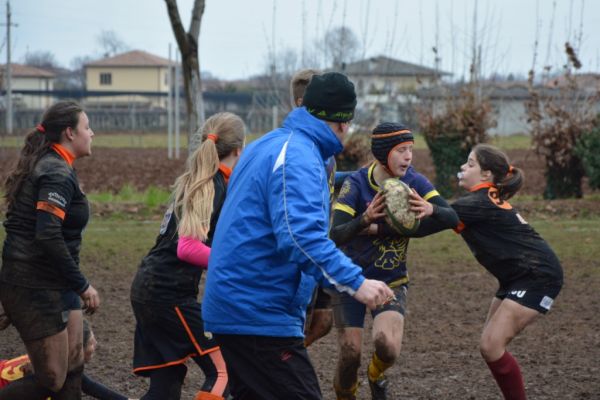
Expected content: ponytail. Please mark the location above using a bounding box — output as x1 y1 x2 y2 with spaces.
473 144 524 200
496 166 523 200
174 139 219 241
174 112 246 241
4 101 82 210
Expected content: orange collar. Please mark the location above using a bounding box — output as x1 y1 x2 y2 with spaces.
51 143 75 166
469 182 495 192
218 163 232 184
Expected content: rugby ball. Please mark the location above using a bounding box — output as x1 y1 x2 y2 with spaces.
382 178 420 235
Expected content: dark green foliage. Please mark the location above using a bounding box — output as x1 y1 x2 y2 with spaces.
423 134 469 198
418 89 494 197
575 125 600 190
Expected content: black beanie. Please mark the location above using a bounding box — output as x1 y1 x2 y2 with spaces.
371 122 414 166
303 72 357 122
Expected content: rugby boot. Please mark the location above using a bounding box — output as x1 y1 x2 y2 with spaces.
368 375 389 400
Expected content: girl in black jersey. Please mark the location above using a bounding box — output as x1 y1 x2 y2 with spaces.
0 101 100 399
410 144 563 400
130 112 246 400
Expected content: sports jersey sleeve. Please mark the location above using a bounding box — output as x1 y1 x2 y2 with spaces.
333 176 360 217
412 173 439 200
35 171 89 294
177 236 211 268
451 195 487 233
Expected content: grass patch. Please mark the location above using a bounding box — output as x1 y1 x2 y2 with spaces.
0 214 597 277
87 185 171 208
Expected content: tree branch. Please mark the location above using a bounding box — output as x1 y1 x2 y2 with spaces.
165 0 189 53
189 0 206 39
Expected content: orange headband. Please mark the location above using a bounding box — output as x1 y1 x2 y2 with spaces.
508 165 514 173
207 134 218 142
371 129 412 139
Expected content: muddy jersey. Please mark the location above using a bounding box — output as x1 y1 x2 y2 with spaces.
130 170 227 305
333 162 439 283
453 183 563 285
1 145 89 293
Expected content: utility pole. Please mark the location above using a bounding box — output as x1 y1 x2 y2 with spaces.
2 1 18 134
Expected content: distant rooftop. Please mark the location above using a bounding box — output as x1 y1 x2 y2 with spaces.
0 63 55 78
340 56 451 77
85 50 172 68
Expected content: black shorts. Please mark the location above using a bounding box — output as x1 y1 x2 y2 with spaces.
131 300 219 376
496 277 562 314
214 334 322 400
331 283 408 328
0 282 80 341
312 287 331 310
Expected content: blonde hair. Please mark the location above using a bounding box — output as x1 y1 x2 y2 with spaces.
173 112 246 241
290 68 320 108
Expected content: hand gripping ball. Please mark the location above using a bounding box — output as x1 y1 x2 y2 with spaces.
382 178 420 235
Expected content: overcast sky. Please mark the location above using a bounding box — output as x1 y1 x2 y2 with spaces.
6 0 600 80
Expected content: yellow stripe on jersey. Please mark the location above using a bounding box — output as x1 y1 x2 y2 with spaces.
423 190 440 201
333 203 357 217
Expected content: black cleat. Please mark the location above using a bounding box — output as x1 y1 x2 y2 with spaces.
368 376 389 400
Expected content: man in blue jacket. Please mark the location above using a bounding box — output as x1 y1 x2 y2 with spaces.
203 72 394 400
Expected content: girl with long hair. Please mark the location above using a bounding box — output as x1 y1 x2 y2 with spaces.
0 101 100 399
130 112 246 400
409 144 563 400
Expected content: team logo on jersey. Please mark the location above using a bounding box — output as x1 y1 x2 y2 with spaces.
487 187 512 210
374 237 408 270
48 192 67 207
510 290 526 298
159 205 174 235
540 296 554 310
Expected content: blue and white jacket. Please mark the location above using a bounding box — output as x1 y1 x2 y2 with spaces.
202 107 365 337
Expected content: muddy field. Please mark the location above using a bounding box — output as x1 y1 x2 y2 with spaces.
0 147 556 195
0 147 599 399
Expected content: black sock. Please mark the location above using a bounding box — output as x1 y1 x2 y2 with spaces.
0 375 53 399
53 366 84 400
141 364 187 400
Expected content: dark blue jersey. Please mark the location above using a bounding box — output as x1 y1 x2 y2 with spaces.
333 162 439 283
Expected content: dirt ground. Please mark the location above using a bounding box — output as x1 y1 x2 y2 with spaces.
0 147 563 196
1 237 598 399
0 147 599 399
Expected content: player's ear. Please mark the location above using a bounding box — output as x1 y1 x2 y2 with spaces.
480 169 493 181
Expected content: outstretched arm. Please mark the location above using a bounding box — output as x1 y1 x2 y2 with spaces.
82 373 129 400
407 192 459 237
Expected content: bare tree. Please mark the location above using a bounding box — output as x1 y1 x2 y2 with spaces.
70 55 96 89
24 50 60 70
320 26 360 70
97 30 129 57
165 0 206 150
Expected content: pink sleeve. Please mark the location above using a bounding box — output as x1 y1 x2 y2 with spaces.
177 235 211 269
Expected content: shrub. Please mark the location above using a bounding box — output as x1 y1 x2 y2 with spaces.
418 88 495 197
575 124 600 190
526 43 599 199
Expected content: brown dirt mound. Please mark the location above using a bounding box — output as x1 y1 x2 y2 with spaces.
0 147 553 196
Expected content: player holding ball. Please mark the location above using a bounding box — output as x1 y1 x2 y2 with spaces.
329 122 458 400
